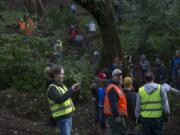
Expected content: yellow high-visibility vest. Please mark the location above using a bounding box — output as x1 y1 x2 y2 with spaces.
139 84 162 118
47 84 75 118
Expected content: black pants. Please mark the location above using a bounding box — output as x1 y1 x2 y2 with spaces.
107 116 126 135
140 118 164 135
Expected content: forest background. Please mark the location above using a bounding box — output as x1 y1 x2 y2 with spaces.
0 0 179 134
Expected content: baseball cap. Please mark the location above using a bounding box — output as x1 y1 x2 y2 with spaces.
112 69 122 76
98 72 106 80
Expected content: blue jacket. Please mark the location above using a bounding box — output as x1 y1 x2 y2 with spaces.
171 57 180 69
98 87 105 107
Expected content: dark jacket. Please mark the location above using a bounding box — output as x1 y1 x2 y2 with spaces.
123 88 137 121
107 80 122 117
90 81 98 102
47 80 73 120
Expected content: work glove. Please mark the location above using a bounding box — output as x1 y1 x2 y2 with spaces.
115 116 126 129
115 116 122 124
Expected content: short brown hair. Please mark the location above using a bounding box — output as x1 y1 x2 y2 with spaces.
145 71 154 82
46 66 62 79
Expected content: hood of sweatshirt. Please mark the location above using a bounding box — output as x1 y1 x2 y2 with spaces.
144 82 159 94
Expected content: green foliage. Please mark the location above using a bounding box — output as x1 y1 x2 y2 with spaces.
119 0 180 60
0 31 93 100
0 11 24 25
0 5 93 100
0 0 6 11
46 8 78 29
62 55 93 100
0 34 51 91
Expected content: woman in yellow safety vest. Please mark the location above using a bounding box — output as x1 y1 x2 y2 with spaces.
46 66 80 135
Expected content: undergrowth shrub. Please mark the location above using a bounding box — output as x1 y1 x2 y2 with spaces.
0 34 51 91
0 33 93 101
46 7 77 29
62 55 93 100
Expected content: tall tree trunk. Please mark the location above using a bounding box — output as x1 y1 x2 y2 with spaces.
74 0 122 68
23 0 46 16
38 0 46 15
23 0 38 14
137 24 153 54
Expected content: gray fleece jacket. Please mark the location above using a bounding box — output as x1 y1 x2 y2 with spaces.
135 82 170 118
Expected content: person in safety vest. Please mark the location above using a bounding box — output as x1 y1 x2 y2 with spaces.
104 69 127 135
46 65 80 135
23 15 34 36
135 71 170 135
26 16 34 36
18 18 26 34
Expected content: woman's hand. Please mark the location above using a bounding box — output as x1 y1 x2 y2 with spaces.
71 83 81 92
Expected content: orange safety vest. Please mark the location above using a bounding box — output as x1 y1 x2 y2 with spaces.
104 83 128 117
28 19 34 28
26 19 34 36
18 21 25 30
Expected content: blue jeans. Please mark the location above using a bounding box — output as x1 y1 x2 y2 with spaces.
57 116 72 135
98 107 106 129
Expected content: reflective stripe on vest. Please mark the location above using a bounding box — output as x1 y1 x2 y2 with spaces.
104 83 128 117
47 84 75 118
139 84 162 118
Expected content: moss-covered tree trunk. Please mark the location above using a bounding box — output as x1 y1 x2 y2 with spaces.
74 0 122 68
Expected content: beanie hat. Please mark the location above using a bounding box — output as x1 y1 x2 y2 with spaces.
123 77 132 88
